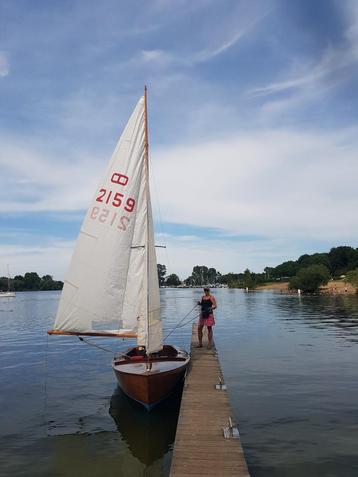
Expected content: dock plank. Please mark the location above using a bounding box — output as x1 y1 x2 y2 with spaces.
169 325 250 477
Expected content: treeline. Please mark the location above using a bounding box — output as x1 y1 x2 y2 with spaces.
157 246 358 293
0 272 63 292
264 246 358 280
183 266 264 289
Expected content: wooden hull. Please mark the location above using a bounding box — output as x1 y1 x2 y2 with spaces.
113 345 189 410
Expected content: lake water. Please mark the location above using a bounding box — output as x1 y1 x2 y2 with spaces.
1 289 358 476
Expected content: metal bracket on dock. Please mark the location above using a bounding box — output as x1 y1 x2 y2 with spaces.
215 376 227 390
223 417 240 439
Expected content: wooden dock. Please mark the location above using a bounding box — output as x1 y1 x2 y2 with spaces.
169 325 250 476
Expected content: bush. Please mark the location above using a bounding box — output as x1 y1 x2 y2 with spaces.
346 269 358 293
289 265 330 293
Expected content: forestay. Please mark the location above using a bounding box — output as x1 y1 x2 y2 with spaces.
51 96 162 353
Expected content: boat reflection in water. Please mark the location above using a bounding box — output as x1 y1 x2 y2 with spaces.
109 383 182 466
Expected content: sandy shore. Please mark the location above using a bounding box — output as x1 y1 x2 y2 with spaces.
256 280 356 294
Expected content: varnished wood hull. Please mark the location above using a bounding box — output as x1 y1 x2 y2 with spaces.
113 345 189 410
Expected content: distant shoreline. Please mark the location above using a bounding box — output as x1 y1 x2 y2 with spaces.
256 279 356 295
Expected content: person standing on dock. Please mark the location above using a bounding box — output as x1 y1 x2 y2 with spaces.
197 287 217 349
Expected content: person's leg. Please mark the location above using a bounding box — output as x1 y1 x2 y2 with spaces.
207 326 213 349
197 324 203 347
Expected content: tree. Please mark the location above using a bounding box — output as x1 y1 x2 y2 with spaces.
220 273 240 286
157 264 167 287
208 267 218 284
272 260 298 279
23 272 41 290
289 265 330 293
328 246 358 276
297 253 330 269
264 267 274 280
191 266 209 286
243 269 256 289
346 269 358 293
40 275 63 290
0 277 8 291
13 275 24 291
165 274 181 287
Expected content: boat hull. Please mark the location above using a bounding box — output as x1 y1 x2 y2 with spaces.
0 292 16 298
113 345 189 410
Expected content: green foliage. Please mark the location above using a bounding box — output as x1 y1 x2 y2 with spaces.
227 281 241 288
346 269 358 292
23 272 41 290
1 273 63 291
185 265 220 286
272 260 298 279
328 246 358 276
165 274 181 287
297 253 330 269
289 265 330 293
243 269 257 289
157 264 167 287
0 277 8 291
219 273 240 287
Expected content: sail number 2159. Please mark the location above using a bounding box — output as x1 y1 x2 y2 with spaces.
95 173 135 212
96 189 135 212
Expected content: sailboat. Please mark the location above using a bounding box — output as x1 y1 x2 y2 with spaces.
0 266 16 298
48 87 190 410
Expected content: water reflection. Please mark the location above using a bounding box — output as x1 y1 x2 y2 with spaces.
109 385 182 466
270 292 358 343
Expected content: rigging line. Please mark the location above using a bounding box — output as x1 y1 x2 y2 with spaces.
164 312 201 339
163 304 199 341
44 332 49 437
77 336 128 358
148 155 173 279
175 313 201 329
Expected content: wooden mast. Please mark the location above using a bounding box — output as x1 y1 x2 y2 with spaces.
144 85 150 353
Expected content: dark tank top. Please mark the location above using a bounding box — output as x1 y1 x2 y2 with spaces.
200 297 213 318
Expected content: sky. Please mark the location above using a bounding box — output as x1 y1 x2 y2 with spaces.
1 0 358 280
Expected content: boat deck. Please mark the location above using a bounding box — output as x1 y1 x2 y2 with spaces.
113 359 187 375
169 325 250 477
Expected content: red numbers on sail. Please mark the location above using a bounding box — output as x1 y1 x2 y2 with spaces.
95 189 135 211
90 171 135 231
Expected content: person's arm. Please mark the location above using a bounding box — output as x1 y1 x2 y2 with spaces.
211 296 217 309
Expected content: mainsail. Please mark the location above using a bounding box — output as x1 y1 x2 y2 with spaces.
51 94 162 354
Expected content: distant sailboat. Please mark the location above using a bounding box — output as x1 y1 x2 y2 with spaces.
48 87 189 409
0 265 16 298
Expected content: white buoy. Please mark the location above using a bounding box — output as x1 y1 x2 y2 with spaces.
298 289 301 296
245 287 249 293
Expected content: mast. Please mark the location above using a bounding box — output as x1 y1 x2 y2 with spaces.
7 265 11 291
144 85 150 351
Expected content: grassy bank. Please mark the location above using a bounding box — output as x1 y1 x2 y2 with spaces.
256 280 356 294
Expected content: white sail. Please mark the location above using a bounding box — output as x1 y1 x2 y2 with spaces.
53 95 162 352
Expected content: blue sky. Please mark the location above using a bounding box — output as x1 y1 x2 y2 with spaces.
1 0 358 279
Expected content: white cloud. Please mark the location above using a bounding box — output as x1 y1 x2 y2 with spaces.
0 137 102 212
0 240 74 280
140 49 171 64
0 52 9 77
249 3 358 102
151 127 358 243
194 8 271 63
2 126 358 249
